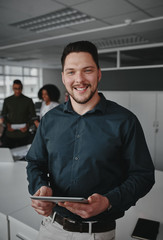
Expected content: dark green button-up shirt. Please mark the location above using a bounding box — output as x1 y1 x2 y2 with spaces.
26 93 154 222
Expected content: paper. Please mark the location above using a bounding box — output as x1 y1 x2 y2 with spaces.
11 123 26 130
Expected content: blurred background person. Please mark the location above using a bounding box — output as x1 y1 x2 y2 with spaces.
34 84 60 128
1 79 36 148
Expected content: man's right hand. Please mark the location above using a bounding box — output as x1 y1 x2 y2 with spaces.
7 123 14 132
31 186 55 217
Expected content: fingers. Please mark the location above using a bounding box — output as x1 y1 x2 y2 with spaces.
32 200 54 216
58 201 92 219
58 194 110 219
31 186 54 216
34 186 52 196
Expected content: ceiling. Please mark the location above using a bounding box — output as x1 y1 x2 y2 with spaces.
0 0 163 69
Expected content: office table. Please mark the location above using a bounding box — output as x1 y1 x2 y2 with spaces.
0 162 42 240
0 161 162 239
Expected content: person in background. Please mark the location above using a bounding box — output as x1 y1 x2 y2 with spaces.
34 84 60 128
1 79 36 148
26 41 155 240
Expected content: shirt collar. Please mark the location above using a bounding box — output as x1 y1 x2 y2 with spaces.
63 92 107 114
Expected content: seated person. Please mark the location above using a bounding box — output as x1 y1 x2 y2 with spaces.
1 79 36 148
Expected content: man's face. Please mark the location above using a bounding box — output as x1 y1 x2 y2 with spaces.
62 52 101 104
13 84 22 97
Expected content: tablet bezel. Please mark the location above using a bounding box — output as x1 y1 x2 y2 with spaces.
30 196 88 203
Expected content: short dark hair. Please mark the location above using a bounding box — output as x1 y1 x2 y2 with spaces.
38 84 60 102
61 41 99 71
13 79 23 89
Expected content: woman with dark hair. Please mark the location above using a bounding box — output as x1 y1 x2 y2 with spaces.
35 84 60 128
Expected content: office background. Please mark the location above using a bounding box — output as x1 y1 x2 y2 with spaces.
0 0 163 239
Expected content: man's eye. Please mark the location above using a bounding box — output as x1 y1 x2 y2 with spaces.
85 69 92 73
67 71 74 75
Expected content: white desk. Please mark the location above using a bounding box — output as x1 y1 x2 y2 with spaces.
9 205 42 240
0 162 42 240
0 162 29 215
0 162 162 240
116 170 163 239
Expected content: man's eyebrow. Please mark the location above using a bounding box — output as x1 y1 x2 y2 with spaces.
65 66 95 71
64 68 74 72
83 66 96 69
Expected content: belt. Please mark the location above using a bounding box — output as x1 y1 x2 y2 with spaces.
53 213 116 233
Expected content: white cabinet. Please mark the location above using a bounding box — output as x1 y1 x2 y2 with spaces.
9 217 38 240
101 91 130 109
0 162 42 240
0 212 9 240
129 92 156 163
9 205 42 240
102 91 163 170
155 92 163 170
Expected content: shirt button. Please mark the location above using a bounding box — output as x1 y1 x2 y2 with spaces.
75 157 78 160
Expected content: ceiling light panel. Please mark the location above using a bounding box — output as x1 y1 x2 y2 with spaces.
94 35 148 49
10 8 95 33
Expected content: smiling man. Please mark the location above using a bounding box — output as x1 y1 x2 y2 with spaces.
26 41 155 240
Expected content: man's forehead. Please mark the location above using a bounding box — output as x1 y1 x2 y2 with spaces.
64 52 96 67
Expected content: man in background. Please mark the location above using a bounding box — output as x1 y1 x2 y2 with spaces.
26 41 154 240
1 79 36 148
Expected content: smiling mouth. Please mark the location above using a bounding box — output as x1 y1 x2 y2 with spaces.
74 86 88 91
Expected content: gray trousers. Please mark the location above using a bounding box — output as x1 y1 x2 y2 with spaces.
36 215 115 240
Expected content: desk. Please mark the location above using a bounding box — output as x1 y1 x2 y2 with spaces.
116 170 163 239
0 162 162 240
0 162 42 240
9 205 42 240
0 162 29 215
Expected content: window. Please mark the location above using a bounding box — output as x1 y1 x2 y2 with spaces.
0 65 42 99
99 52 117 68
120 47 163 67
98 44 163 70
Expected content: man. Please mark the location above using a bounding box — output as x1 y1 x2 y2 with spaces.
1 79 36 148
26 41 155 240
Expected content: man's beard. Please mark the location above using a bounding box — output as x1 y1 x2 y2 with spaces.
67 82 99 104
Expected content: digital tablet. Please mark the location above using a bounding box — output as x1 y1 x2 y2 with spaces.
30 196 88 203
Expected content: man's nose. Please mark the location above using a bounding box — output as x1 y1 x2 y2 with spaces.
75 71 83 83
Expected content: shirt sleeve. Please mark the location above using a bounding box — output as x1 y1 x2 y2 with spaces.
104 115 155 211
27 99 37 125
1 99 8 123
26 119 50 195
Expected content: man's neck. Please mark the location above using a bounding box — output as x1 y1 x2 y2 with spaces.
70 92 100 115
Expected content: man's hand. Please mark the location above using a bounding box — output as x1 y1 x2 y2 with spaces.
31 186 55 217
7 124 14 132
20 125 28 133
58 193 110 219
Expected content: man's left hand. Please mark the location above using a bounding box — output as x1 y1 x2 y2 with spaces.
20 125 28 133
58 193 110 219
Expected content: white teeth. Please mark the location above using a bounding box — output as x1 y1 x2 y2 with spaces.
76 87 87 91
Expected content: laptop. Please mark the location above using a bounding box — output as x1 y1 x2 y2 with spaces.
0 148 14 162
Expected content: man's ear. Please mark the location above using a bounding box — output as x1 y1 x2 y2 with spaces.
62 72 65 85
98 68 102 82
